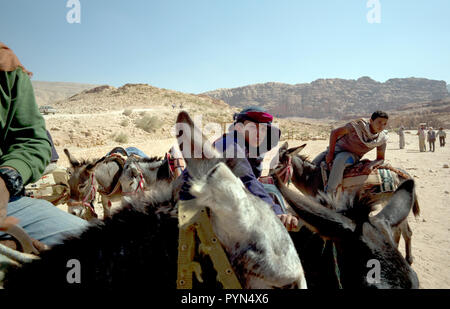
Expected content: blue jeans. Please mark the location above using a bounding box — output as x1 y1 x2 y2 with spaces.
106 147 149 158
124 147 149 158
0 196 89 247
313 150 359 194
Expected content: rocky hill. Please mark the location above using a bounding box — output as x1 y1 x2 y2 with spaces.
44 83 332 150
32 81 99 106
204 77 449 119
387 97 450 129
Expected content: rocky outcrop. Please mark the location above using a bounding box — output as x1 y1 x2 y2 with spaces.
204 77 449 119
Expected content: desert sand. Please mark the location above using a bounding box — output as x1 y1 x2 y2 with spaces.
50 109 449 289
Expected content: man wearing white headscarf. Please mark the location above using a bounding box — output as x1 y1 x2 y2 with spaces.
313 111 389 195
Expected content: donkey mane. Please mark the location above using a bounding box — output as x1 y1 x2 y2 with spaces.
315 191 377 225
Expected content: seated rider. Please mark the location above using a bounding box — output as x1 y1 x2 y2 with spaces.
312 110 389 195
180 107 298 231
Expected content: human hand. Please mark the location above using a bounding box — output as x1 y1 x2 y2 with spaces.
325 152 334 168
277 214 299 231
362 165 374 175
0 177 16 231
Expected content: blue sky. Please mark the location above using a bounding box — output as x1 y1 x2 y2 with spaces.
1 0 449 93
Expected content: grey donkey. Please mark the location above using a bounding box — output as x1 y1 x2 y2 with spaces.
64 149 125 220
174 111 307 288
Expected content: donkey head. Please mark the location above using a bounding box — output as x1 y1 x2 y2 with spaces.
271 142 307 180
276 173 419 289
119 156 171 195
175 111 306 289
64 149 105 219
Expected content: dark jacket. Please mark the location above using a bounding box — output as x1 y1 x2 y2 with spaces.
214 131 283 215
0 68 51 184
179 131 284 215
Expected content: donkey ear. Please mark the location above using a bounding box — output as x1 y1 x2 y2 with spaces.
278 142 289 158
286 144 306 157
176 111 221 165
86 156 106 172
274 173 355 238
374 179 415 227
64 149 79 167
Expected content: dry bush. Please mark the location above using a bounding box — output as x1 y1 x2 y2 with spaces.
123 109 133 116
135 114 163 133
114 132 129 143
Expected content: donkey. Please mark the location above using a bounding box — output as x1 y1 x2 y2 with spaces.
64 149 125 220
273 171 420 289
271 142 419 265
4 112 306 290
174 111 307 288
119 155 174 196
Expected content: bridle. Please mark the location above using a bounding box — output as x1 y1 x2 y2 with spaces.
122 167 145 196
68 172 97 215
276 156 293 185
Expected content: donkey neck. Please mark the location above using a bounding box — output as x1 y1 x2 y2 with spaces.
95 160 122 193
292 156 323 197
136 160 165 184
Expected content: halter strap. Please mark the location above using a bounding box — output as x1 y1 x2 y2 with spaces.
122 168 145 196
277 156 293 185
69 172 97 215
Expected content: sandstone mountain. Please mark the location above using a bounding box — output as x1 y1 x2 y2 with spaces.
204 77 449 119
32 81 100 106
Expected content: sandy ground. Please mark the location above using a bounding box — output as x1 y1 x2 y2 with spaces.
54 128 450 289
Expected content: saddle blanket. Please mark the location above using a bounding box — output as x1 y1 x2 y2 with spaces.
340 160 400 193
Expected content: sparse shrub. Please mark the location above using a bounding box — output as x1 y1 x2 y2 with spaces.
135 114 163 133
123 109 133 116
114 132 129 143
120 119 129 127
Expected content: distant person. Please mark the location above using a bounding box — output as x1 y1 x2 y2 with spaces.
312 110 389 196
437 127 446 147
417 124 426 152
427 127 436 152
398 126 405 149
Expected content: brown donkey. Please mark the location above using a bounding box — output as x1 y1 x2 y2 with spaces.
64 149 125 220
270 142 420 265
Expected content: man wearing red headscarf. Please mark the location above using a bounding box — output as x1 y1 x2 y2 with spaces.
179 106 299 231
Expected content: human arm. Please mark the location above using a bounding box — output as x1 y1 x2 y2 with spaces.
325 125 351 166
362 143 386 174
0 168 19 230
0 69 52 185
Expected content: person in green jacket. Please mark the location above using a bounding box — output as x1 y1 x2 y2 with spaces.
0 42 88 248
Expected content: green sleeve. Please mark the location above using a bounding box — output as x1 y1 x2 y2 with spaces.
0 69 51 185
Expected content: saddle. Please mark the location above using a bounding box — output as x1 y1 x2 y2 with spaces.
97 152 127 197
25 167 70 206
323 159 406 194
